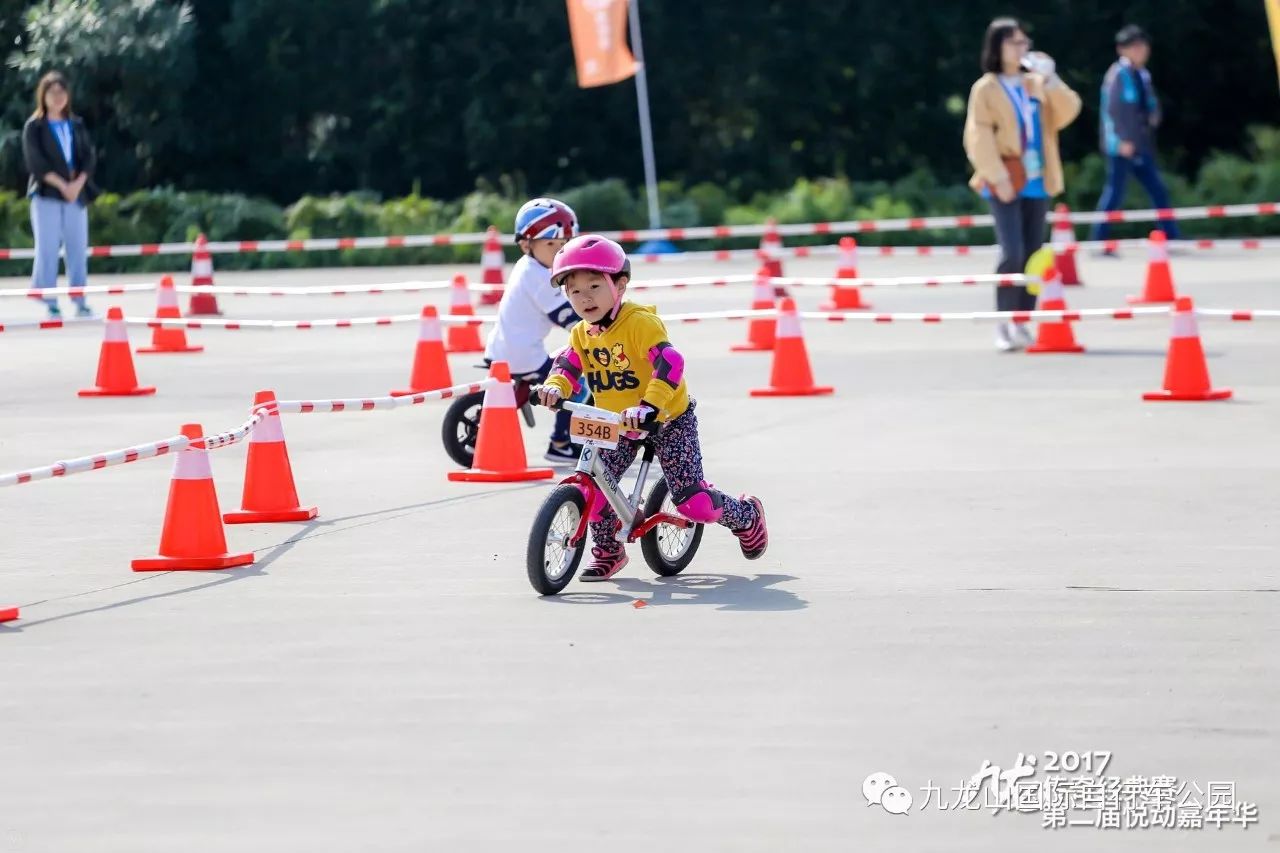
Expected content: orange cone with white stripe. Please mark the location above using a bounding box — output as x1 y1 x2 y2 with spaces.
1052 203 1081 285
1128 230 1177 304
78 307 156 397
1143 297 1232 402
138 275 203 354
820 236 869 310
730 266 776 352
448 361 554 483
187 233 221 316
446 274 485 353
0 605 17 623
1025 263 1084 354
132 423 255 571
479 226 505 306
392 305 452 395
750 298 834 397
224 391 318 524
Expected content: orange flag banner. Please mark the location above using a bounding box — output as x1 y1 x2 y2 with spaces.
567 0 637 88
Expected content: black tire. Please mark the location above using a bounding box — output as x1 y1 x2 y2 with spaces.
441 391 484 469
527 485 588 595
640 477 703 576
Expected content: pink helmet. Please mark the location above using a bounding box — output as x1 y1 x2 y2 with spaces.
551 235 631 288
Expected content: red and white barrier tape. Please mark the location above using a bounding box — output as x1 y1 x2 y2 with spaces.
658 306 1176 324
269 378 497 414
0 283 158 299
123 312 492 331
0 316 103 333
1194 308 1280 320
0 380 494 487
0 203 1275 261
0 433 191 487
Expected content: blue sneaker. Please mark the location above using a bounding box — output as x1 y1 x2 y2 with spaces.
544 441 581 464
74 302 94 318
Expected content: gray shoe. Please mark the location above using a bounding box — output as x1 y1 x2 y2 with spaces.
994 322 1018 352
1013 322 1036 347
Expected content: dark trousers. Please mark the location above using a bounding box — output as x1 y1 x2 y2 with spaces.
988 196 1047 312
1090 154 1180 241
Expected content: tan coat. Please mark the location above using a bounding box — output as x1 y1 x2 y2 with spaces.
963 72 1081 197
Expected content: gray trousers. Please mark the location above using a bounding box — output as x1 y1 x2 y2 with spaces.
988 196 1047 313
30 195 89 306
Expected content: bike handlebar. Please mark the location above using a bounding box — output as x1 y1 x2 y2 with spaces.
529 386 653 434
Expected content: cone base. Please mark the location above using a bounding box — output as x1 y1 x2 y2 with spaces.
750 386 835 397
448 467 555 483
137 345 204 354
78 386 157 397
819 302 870 312
1127 294 1176 305
1142 389 1233 402
1026 343 1085 354
187 311 223 317
224 506 318 524
131 551 254 572
730 342 773 352
0 606 18 623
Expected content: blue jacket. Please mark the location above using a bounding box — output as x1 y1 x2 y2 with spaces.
1100 58 1161 156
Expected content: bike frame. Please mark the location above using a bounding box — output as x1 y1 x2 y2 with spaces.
557 401 692 547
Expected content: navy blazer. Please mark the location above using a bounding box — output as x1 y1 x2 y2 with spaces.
23 115 99 203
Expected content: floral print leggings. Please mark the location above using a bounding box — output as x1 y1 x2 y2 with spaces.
588 400 758 553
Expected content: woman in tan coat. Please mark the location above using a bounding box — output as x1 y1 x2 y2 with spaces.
964 18 1081 351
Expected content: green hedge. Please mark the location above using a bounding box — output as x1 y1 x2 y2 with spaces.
3 127 1278 277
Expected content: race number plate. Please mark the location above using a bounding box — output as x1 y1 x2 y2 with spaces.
569 412 620 449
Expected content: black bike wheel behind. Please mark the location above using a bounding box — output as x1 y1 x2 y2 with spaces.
639 477 703 577
526 484 588 595
441 392 484 469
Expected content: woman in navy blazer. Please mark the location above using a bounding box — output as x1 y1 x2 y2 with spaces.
22 71 99 319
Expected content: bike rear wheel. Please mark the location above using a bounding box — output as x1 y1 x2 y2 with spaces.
441 391 484 468
526 484 588 595
640 477 703 576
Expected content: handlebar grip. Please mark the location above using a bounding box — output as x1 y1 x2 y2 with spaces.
528 385 565 411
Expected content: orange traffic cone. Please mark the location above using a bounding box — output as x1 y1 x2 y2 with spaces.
750 298 834 397
224 391 318 524
447 361 554 483
392 305 453 395
187 233 221 316
137 275 203 354
446 274 485 353
820 236 869 310
1025 264 1085 354
132 423 255 571
760 218 785 294
1143 298 1232 402
730 266 777 352
78 307 156 397
1128 231 1177 304
0 605 17 623
1052 203 1081 285
479 226 505 306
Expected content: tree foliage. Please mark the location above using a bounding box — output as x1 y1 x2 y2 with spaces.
1 0 1276 203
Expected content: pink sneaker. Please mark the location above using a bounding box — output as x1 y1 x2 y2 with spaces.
733 496 768 560
581 546 629 581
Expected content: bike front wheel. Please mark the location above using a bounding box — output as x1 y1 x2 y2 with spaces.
640 477 703 577
526 484 588 595
441 391 485 469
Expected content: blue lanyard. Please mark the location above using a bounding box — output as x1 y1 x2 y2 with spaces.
999 81 1033 148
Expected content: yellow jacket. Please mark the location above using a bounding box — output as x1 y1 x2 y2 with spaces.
545 302 690 422
964 72 1081 197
